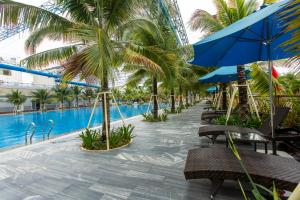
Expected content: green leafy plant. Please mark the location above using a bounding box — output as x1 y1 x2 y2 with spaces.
142 112 168 122
6 89 27 112
228 135 281 200
80 129 100 150
213 114 262 129
160 113 168 121
109 124 135 148
80 124 134 150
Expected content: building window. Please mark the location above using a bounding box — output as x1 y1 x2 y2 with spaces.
0 70 11 76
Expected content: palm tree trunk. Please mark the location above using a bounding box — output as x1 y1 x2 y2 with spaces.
221 83 228 110
179 84 183 107
153 76 159 119
171 88 175 113
237 65 248 118
185 90 189 106
61 100 64 110
76 96 79 108
101 71 110 140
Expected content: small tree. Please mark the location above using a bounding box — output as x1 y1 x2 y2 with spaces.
71 86 82 108
31 89 51 111
82 88 95 106
6 90 27 113
52 86 72 109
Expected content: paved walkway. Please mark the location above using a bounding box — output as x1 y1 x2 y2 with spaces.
0 104 242 200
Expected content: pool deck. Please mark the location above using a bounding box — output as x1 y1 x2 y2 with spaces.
0 103 243 200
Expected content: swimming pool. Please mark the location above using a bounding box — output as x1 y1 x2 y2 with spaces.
0 104 161 149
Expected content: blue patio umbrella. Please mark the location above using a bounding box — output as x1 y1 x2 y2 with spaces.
206 86 218 93
199 66 251 83
189 0 297 154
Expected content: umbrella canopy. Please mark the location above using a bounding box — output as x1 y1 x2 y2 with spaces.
206 86 218 93
199 66 251 83
189 0 297 155
189 0 295 67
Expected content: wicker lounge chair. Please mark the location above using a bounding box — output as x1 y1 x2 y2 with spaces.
184 147 300 199
199 107 290 143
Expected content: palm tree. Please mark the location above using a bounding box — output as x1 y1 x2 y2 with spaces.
124 3 179 118
284 0 300 74
0 0 163 139
52 86 72 109
188 0 268 116
31 89 51 111
111 88 123 103
71 86 81 108
6 90 27 112
82 88 95 107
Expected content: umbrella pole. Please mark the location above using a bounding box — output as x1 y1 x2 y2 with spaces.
268 60 276 155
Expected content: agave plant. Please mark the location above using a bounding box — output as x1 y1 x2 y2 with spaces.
0 0 166 139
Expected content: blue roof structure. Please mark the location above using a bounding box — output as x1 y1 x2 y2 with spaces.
199 66 251 83
0 63 99 88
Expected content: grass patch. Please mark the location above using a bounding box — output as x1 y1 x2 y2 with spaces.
80 124 134 150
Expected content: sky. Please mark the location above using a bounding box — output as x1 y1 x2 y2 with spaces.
0 0 217 60
0 0 289 73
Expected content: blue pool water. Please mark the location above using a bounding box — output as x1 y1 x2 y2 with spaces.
0 104 160 149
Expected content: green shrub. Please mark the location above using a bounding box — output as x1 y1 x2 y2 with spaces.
213 114 262 128
284 104 300 129
80 124 135 150
80 129 101 150
109 124 135 148
142 112 168 122
160 113 168 121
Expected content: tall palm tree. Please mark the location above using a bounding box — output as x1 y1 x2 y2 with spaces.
82 88 95 107
189 0 268 116
0 0 163 138
52 86 72 109
31 89 51 111
125 26 176 118
6 90 27 112
71 86 81 108
124 2 179 118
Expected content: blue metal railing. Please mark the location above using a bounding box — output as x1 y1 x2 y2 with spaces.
0 1 63 41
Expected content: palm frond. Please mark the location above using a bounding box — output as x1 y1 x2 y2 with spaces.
123 48 164 75
0 0 70 30
126 69 147 87
250 63 282 95
188 9 224 33
21 44 79 68
24 23 76 53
